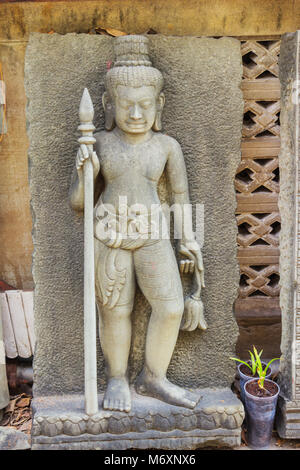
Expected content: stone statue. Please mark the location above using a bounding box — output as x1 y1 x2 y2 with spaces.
70 35 205 413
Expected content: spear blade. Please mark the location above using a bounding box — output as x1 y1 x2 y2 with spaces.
79 88 94 123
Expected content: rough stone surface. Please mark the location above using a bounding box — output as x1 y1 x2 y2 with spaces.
31 388 244 450
278 31 297 402
26 34 242 402
0 426 30 450
276 31 300 438
2 1 300 41
0 306 9 410
0 41 34 290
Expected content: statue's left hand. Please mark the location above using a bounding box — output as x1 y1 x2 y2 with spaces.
179 241 205 287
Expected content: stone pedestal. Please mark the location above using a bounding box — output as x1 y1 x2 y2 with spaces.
276 31 300 438
25 34 244 449
31 389 243 450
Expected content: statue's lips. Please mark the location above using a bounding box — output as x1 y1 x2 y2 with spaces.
126 122 147 127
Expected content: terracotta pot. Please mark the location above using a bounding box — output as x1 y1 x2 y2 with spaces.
244 378 280 449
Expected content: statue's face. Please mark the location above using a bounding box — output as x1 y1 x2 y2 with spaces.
113 85 159 134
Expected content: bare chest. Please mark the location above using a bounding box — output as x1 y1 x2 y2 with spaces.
99 139 167 183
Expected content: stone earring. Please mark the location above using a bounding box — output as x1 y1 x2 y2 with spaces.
104 104 115 131
152 110 162 131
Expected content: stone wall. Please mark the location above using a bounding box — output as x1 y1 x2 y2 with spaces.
1 0 298 289
26 33 243 395
278 32 298 401
276 31 300 439
0 41 33 289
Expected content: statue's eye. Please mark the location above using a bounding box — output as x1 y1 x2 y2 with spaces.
140 100 152 109
119 100 131 109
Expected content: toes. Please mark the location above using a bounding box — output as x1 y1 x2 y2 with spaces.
103 397 131 412
103 398 109 410
107 398 117 411
120 400 130 412
182 398 197 409
185 392 200 409
109 399 114 410
106 399 112 410
112 400 119 411
124 403 131 413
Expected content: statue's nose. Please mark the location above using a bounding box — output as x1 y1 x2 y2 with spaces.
130 104 143 120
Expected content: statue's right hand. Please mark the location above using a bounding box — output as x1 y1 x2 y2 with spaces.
76 144 100 179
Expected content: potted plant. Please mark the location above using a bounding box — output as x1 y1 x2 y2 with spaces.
232 347 280 449
231 346 272 402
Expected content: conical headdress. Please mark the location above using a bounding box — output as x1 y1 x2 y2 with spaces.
105 35 164 96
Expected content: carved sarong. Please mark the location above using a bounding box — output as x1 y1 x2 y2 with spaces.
94 200 183 310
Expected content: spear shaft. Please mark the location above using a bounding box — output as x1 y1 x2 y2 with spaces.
78 88 98 415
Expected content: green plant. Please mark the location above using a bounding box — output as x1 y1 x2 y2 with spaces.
230 346 263 377
252 347 280 389
231 346 280 389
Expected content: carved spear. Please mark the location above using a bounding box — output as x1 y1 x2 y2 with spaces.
78 88 98 415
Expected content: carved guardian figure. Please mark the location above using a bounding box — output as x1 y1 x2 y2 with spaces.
70 35 205 413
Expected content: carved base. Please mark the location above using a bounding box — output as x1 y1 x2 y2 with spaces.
31 388 244 450
276 396 300 439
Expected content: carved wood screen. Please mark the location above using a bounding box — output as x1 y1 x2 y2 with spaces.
235 38 281 357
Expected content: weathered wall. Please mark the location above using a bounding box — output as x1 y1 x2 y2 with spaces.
278 32 298 401
276 31 300 440
0 41 33 289
1 0 300 39
0 0 300 289
26 33 243 395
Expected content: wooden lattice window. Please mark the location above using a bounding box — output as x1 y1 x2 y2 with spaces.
235 38 281 357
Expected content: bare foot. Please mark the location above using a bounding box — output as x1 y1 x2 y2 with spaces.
103 377 131 412
135 370 200 409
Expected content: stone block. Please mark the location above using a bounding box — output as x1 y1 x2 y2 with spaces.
276 30 300 438
25 33 243 448
0 427 30 450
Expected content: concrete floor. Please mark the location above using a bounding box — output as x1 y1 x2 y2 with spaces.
234 433 300 450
